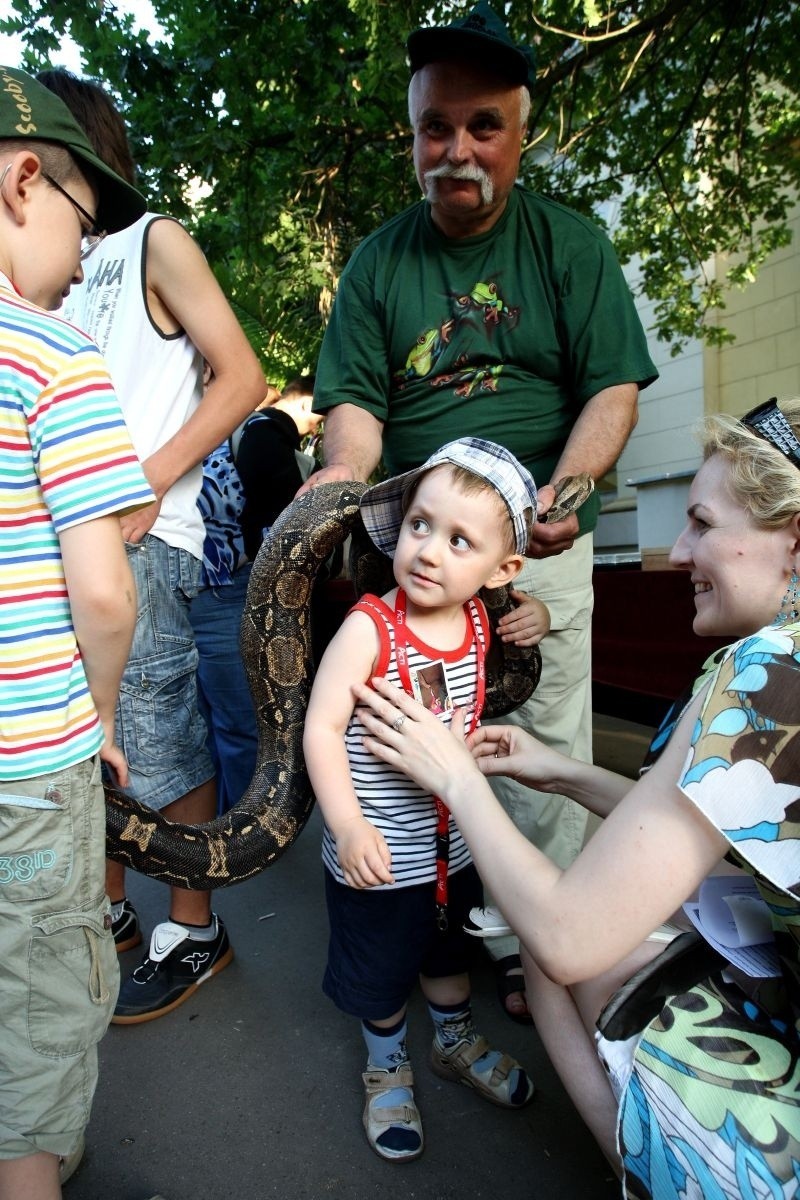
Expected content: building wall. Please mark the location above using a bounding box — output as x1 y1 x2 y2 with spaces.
705 205 800 417
598 204 800 555
596 265 706 553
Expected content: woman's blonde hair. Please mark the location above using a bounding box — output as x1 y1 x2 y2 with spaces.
700 398 800 528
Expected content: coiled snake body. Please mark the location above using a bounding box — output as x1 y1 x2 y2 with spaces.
105 481 545 889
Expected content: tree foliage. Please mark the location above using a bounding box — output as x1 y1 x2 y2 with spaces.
3 0 799 377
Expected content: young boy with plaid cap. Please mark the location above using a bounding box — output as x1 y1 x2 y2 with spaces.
304 438 546 1162
0 67 153 1196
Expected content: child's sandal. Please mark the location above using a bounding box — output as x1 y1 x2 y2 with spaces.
362 1063 424 1162
430 1035 535 1108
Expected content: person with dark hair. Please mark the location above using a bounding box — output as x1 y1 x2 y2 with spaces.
306 1 658 1024
189 369 316 816
35 68 136 184
0 67 153 1196
186 367 275 816
235 374 321 560
281 372 317 402
39 68 266 1024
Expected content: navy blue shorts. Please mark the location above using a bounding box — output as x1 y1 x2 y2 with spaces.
323 863 483 1019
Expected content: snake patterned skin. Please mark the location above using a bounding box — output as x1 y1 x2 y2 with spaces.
542 473 594 524
104 482 542 889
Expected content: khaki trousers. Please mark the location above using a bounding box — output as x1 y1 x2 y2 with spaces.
486 534 594 961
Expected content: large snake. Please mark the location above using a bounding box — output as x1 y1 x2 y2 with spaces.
103 478 585 889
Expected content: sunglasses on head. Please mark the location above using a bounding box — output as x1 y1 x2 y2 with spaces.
741 398 800 470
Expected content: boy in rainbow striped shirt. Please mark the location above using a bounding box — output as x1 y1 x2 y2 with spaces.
0 67 153 1197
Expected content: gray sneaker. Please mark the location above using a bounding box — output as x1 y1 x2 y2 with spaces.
463 905 512 938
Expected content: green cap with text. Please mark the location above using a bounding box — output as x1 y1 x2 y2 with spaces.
0 65 145 233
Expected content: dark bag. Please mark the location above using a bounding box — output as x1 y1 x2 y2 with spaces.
596 930 727 1042
230 412 316 482
231 409 319 560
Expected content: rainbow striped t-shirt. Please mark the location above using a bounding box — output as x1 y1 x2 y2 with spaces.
0 276 154 781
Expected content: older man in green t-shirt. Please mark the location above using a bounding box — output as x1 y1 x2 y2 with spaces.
308 2 658 1025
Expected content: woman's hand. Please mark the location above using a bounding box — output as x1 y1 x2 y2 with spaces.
468 725 566 792
354 677 480 807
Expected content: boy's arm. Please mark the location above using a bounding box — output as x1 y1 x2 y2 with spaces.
121 219 267 542
59 515 137 785
304 611 394 887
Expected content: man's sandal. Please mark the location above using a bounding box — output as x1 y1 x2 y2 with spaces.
430 1036 535 1108
494 953 534 1026
59 1133 85 1186
362 1063 424 1162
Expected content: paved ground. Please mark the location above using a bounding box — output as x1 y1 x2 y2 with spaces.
64 715 651 1200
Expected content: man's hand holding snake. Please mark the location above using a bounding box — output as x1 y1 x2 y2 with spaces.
526 473 594 558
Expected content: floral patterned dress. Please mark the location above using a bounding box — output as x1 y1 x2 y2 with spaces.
196 438 247 587
606 623 800 1200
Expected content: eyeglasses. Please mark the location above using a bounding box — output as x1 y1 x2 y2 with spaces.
742 398 800 471
42 172 106 261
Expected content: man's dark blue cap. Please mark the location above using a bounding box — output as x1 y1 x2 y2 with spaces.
407 1 536 93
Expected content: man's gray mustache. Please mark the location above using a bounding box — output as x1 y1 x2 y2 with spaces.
424 163 494 205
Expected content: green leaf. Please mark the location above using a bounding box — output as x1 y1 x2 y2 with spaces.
4 0 797 358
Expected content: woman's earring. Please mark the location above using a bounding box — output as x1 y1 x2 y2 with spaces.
777 567 800 624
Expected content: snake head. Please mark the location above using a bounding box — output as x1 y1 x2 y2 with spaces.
542 473 595 524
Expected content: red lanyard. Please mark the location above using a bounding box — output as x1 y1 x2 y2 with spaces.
393 590 486 930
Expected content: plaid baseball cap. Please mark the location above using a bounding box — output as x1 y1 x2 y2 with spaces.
407 1 536 93
360 437 538 558
0 65 145 233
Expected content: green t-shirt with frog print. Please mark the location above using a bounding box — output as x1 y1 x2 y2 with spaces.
315 184 658 534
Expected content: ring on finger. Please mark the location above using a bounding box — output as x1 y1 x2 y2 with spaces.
391 714 406 732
